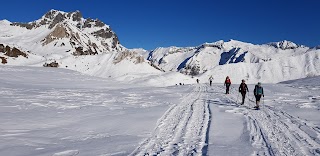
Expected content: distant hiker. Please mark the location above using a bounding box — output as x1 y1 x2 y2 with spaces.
196 79 199 84
238 79 249 105
253 82 264 109
224 76 231 94
209 75 213 86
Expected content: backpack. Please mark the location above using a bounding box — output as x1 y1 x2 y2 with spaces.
254 85 263 95
239 83 247 92
225 78 231 84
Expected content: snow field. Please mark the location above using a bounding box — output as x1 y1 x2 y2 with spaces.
0 66 319 156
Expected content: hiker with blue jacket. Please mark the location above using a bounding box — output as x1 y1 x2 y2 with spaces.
253 82 264 109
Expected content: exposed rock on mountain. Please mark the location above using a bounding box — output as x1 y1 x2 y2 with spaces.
268 40 301 50
0 57 6 64
43 61 59 67
0 43 28 64
0 10 159 80
42 24 69 45
113 51 145 64
0 44 27 58
9 9 123 53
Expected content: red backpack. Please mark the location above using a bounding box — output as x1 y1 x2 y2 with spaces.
225 78 231 84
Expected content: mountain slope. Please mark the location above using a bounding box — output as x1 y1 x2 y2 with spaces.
146 40 319 83
0 10 179 85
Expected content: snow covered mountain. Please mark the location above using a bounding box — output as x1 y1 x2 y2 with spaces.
11 9 123 52
0 10 180 85
147 40 320 84
0 10 319 85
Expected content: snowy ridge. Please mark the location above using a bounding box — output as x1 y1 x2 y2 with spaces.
147 39 319 84
267 40 302 50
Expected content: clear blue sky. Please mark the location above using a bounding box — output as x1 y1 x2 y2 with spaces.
0 0 319 50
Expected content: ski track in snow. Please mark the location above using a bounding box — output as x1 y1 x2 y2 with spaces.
213 85 320 156
130 84 211 156
131 84 320 156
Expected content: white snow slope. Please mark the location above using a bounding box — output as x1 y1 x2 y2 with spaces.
147 40 320 84
0 65 319 156
0 10 195 86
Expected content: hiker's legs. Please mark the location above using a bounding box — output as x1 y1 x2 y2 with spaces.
241 92 246 104
255 95 261 107
226 84 230 94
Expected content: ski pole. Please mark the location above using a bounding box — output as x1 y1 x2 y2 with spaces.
263 96 265 110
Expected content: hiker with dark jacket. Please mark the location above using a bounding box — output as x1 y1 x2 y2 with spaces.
238 79 249 105
209 75 213 86
253 82 264 109
224 76 231 94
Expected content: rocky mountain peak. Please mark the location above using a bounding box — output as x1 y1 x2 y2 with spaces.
11 10 86 29
43 9 60 20
40 10 85 29
9 9 114 33
40 10 111 30
8 9 123 52
268 40 300 50
43 9 82 21
201 40 224 49
67 10 83 22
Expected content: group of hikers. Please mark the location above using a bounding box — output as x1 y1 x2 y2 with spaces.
201 76 264 109
238 79 264 109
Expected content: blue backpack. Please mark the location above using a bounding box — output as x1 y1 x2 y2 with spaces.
254 85 263 95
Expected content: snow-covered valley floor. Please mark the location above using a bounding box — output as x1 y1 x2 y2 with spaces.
0 66 319 156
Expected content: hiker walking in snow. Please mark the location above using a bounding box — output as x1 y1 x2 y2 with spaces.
253 82 264 109
238 79 249 105
224 76 231 94
196 79 199 84
209 75 213 86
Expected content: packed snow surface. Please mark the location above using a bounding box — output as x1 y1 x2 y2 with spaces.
0 66 319 156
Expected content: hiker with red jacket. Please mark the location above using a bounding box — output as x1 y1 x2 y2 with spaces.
238 79 249 105
224 76 231 94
